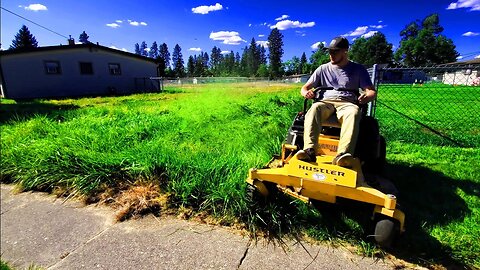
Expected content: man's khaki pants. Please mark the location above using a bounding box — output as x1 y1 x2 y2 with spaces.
303 100 361 155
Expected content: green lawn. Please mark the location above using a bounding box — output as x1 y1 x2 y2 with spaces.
1 82 478 268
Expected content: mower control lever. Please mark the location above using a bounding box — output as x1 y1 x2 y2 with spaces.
302 87 360 114
302 87 333 114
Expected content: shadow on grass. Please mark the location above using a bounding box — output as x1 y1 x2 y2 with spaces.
0 102 79 124
383 162 477 268
245 162 478 268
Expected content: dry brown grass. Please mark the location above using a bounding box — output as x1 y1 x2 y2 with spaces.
89 182 170 221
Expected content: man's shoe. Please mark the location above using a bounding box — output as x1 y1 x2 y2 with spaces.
297 148 316 162
333 152 354 168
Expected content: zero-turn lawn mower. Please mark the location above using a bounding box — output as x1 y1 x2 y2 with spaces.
246 87 405 247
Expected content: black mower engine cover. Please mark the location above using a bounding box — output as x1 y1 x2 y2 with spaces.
284 111 305 150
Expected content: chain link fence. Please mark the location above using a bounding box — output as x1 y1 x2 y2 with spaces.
372 64 480 148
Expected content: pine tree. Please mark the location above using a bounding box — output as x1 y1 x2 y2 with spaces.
202 52 210 76
187 55 195 77
240 46 249 77
172 44 185 77
235 52 241 75
300 52 308 74
194 54 204 77
149 41 159 58
210 46 223 75
247 38 260 76
10 25 38 50
79 31 90 44
134 43 141 55
267 28 284 78
159 43 171 68
140 41 148 57
258 45 267 65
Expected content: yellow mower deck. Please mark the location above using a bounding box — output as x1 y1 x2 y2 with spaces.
246 143 405 233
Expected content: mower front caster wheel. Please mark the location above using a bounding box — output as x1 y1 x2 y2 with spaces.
374 218 399 248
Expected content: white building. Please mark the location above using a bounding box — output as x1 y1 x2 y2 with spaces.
440 58 480 86
0 43 160 100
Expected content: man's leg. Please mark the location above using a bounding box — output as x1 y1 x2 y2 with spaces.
303 101 335 150
334 101 361 154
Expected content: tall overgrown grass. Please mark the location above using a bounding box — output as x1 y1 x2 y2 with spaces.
1 82 478 268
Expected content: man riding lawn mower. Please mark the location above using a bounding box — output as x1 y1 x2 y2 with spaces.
246 37 405 247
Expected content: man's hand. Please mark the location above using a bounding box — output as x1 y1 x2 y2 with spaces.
358 89 376 104
301 88 315 99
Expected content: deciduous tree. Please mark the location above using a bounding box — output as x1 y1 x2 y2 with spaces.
350 32 393 66
395 14 458 66
309 42 329 72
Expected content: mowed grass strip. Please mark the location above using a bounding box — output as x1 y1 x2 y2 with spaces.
1 82 478 268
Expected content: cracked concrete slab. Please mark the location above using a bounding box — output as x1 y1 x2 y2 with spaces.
0 185 115 269
50 215 249 269
240 239 391 270
1 184 400 269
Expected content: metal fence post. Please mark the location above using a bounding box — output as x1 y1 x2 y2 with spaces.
368 64 378 117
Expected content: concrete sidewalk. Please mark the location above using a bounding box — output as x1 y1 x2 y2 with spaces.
1 184 402 270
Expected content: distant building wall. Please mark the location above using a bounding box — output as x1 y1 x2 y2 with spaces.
442 69 479 85
0 45 159 99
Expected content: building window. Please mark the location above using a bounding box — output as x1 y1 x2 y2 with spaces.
109 63 121 75
44 61 61 74
79 62 94 75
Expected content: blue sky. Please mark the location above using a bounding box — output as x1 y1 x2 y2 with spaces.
1 0 479 62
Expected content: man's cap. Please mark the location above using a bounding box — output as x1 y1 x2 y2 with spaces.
328 36 349 50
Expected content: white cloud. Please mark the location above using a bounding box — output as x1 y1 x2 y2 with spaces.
270 20 315 30
129 21 147 26
189 47 202 52
258 34 265 37
370 24 386 29
447 0 480 11
192 3 223 14
22 4 48 11
345 26 369 36
362 31 378 38
463 31 480 36
115 20 123 23
210 31 246 45
295 30 306 37
275 15 289 21
249 24 252 27
221 50 230 54
311 41 326 50
256 41 269 47
475 54 480 58
106 23 121 28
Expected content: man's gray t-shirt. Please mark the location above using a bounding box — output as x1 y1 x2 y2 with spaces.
307 61 373 103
